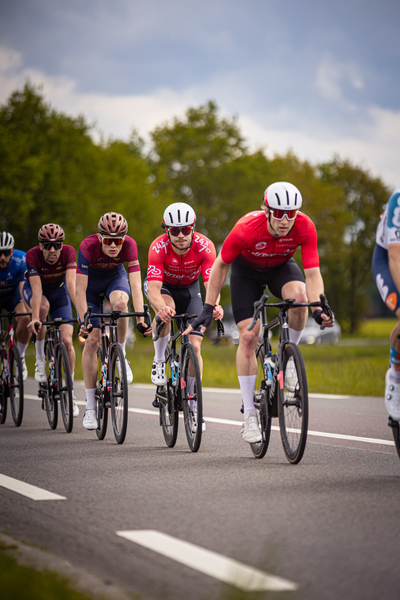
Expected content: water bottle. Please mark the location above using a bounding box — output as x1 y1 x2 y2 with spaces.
171 359 178 384
264 353 275 386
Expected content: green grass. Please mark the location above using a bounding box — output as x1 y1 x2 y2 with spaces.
23 319 391 397
0 542 93 600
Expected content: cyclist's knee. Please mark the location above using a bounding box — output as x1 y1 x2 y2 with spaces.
84 333 100 354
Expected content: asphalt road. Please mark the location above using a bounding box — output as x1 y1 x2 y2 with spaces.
1 378 399 600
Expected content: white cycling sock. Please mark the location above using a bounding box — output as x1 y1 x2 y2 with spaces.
289 327 304 345
238 374 257 419
85 389 96 411
36 339 45 362
17 341 28 358
119 340 126 357
153 335 169 362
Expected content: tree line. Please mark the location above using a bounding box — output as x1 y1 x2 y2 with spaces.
0 83 391 332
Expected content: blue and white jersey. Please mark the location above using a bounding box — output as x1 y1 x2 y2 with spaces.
0 249 27 296
376 189 400 249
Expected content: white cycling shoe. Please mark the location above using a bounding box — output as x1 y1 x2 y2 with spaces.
385 370 400 421
34 359 47 383
151 360 167 386
83 409 97 430
241 414 262 444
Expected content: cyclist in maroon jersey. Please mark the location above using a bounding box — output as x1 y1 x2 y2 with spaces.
145 203 223 430
187 182 334 444
76 212 151 430
23 223 79 417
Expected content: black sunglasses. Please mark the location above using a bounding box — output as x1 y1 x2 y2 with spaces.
42 242 62 251
168 226 193 236
0 249 12 257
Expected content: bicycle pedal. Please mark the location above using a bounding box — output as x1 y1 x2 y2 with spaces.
152 399 161 408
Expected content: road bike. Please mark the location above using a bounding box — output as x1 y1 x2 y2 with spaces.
388 332 400 461
152 314 224 452
0 310 30 427
84 301 151 444
247 290 333 464
36 318 77 433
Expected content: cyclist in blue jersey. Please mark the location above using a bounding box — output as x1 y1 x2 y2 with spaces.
373 188 400 421
0 232 31 380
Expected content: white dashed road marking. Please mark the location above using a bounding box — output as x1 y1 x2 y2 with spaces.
0 474 66 501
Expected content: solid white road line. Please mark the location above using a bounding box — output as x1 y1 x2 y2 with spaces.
0 474 66 501
25 394 394 447
116 529 297 592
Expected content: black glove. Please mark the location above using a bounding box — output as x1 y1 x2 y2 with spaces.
311 310 324 325
190 303 215 331
137 322 152 337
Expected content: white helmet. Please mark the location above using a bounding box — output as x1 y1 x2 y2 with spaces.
162 203 196 228
0 232 15 250
263 182 302 211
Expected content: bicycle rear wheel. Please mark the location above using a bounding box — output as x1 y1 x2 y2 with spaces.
44 341 58 430
9 345 24 427
278 342 308 464
251 344 272 459
181 343 203 452
110 344 128 444
390 418 400 460
96 341 108 440
159 345 179 447
56 343 73 433
0 360 7 424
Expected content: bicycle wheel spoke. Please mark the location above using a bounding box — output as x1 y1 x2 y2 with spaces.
159 346 179 448
44 341 58 430
181 344 203 453
56 344 73 433
96 341 108 440
9 346 24 427
110 345 128 444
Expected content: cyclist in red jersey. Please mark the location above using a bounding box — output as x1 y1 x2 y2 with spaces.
187 182 334 444
76 212 151 430
145 203 223 429
23 223 79 417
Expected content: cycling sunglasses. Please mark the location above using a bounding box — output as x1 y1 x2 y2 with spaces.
168 226 193 236
270 208 298 221
101 236 125 246
0 249 12 257
42 242 62 251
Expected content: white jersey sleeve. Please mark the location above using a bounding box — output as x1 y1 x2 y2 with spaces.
376 189 400 249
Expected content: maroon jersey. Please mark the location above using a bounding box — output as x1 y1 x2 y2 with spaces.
77 234 140 275
26 245 76 285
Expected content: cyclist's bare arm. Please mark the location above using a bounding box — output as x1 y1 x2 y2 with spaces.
304 266 334 326
185 254 230 334
76 272 90 336
128 270 150 333
388 244 400 294
147 280 176 323
65 267 77 308
27 275 43 333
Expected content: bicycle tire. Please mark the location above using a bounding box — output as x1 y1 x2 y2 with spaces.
250 344 272 459
9 345 24 427
110 344 128 444
181 343 203 452
391 419 400 460
160 345 179 448
56 343 73 433
44 340 58 429
0 356 7 424
278 342 308 464
96 341 108 440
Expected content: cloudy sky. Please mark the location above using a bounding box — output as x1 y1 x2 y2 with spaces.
1 0 399 188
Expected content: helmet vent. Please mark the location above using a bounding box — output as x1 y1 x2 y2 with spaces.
274 193 282 206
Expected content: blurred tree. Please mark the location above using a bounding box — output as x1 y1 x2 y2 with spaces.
317 156 391 332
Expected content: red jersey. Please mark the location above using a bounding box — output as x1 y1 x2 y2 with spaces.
26 245 76 285
220 211 319 270
77 234 140 275
147 232 216 287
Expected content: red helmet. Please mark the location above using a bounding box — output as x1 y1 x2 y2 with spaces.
38 223 65 242
98 212 128 236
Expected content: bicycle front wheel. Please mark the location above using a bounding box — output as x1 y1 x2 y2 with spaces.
278 342 308 464
110 344 128 444
0 361 7 424
56 343 73 433
96 341 108 440
9 346 24 427
44 341 58 430
159 346 179 448
181 343 203 452
251 344 272 459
